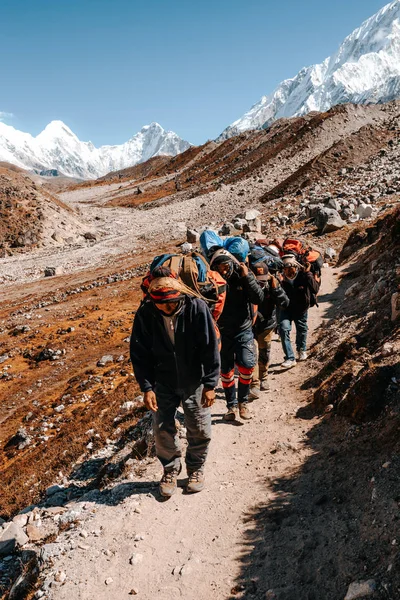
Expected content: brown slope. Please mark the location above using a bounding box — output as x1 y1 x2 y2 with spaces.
100 102 397 209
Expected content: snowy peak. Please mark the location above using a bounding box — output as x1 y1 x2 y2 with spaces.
0 121 191 179
219 0 400 139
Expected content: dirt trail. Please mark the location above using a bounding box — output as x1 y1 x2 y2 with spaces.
42 268 338 600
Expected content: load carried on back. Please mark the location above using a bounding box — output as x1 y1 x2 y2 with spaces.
141 247 227 321
255 237 323 277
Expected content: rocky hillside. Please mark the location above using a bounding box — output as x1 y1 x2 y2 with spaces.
0 164 88 259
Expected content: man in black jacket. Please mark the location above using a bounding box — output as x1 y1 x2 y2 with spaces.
130 277 220 497
278 255 321 369
249 262 289 395
210 250 263 421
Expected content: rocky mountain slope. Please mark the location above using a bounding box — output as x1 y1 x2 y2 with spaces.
220 0 400 139
0 121 190 179
0 164 89 261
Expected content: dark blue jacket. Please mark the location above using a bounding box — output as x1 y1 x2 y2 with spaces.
218 267 264 334
130 296 220 392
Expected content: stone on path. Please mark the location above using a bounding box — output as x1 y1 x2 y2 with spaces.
344 580 376 600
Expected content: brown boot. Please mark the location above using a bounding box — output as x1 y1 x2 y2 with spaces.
159 466 181 498
223 407 239 421
186 470 205 493
248 385 260 401
239 403 251 420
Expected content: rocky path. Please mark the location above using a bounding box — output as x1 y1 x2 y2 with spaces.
37 269 337 600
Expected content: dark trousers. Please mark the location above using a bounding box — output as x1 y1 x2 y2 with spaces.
278 309 308 361
220 327 256 408
153 383 211 473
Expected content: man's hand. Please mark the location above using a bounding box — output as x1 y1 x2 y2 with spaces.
201 387 215 408
239 262 249 277
269 274 279 289
144 390 158 412
303 261 311 273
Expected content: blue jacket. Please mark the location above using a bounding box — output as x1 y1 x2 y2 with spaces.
130 296 220 392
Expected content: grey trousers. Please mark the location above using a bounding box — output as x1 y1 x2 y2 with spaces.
153 383 212 474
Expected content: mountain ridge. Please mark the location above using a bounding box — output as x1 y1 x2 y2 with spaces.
219 0 400 139
0 120 191 179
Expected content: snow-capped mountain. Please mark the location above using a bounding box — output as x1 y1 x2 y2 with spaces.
0 121 191 179
219 0 400 139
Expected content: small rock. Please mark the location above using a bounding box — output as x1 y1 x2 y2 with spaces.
129 589 139 596
46 484 64 497
129 553 144 566
44 266 63 277
344 579 376 599
186 229 200 244
244 209 261 220
356 203 374 219
105 577 113 585
83 232 97 241
80 530 89 539
97 355 114 367
54 571 67 583
12 514 28 528
26 524 46 542
324 247 336 260
381 343 394 357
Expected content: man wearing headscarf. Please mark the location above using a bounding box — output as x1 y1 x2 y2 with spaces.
210 249 263 421
130 277 220 498
249 261 289 395
278 255 321 369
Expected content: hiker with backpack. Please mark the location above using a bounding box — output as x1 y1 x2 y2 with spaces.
248 260 289 396
130 275 220 497
208 241 263 421
278 254 321 369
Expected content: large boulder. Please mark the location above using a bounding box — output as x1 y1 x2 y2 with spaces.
356 203 374 219
314 208 346 234
186 229 200 244
0 522 29 556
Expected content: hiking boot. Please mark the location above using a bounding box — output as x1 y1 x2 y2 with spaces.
186 470 205 493
223 407 239 421
159 467 181 498
281 358 297 369
298 350 308 361
260 380 270 392
248 385 260 401
239 403 251 420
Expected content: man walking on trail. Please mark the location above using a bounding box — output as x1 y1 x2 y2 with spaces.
130 277 220 498
210 250 263 421
278 255 320 369
249 261 289 396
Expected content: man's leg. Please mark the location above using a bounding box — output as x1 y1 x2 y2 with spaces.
183 384 212 492
236 328 256 418
295 311 309 359
249 337 260 400
153 384 182 497
258 328 273 389
220 333 237 414
278 310 296 363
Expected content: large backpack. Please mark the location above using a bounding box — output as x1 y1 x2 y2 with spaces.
281 238 323 277
142 252 227 321
249 243 284 273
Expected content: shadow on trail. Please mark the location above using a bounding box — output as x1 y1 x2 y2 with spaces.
229 410 400 600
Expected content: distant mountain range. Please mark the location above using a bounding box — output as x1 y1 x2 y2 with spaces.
0 121 190 179
219 0 400 139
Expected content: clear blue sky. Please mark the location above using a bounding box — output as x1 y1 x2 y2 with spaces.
0 0 388 145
